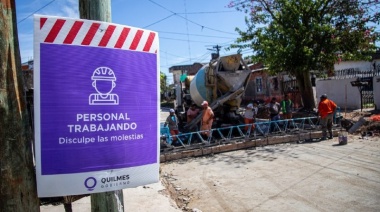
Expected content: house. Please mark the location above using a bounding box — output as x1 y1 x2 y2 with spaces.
168 63 204 111
168 63 203 85
316 49 380 110
244 63 303 108
21 60 34 90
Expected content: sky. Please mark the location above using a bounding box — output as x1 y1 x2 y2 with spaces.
15 0 250 83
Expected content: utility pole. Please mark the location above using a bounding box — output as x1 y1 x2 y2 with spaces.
208 45 221 60
0 0 40 211
207 45 221 55
78 0 124 211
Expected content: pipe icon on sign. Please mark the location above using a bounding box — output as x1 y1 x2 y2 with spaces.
89 67 119 105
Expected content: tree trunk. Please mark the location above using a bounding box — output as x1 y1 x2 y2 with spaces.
78 1 124 211
0 0 40 211
295 70 316 110
63 203 73 212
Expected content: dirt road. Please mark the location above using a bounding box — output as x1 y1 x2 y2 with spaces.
161 135 380 211
41 110 379 211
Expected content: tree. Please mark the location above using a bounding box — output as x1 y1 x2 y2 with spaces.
160 72 167 95
228 0 380 109
0 0 40 211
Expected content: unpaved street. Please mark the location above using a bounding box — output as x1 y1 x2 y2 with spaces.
161 135 380 211
41 110 379 212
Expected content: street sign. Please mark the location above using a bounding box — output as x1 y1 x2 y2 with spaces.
33 15 159 197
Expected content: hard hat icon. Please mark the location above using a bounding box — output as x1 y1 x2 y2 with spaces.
89 66 119 105
91 67 116 81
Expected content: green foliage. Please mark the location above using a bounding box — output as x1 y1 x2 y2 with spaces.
228 0 380 74
160 72 167 94
228 0 379 109
160 101 174 108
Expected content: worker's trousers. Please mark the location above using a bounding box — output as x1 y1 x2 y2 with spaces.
320 113 333 138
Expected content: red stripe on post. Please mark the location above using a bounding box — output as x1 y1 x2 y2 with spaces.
129 30 143 50
98 25 116 47
142 32 156 52
40 17 47 29
44 19 66 43
81 23 101 45
114 27 131 48
63 21 84 44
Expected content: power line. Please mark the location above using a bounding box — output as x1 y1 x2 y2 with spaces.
160 36 218 44
147 0 238 35
158 31 236 39
162 50 213 68
17 0 57 24
160 50 190 59
194 51 213 62
183 0 192 62
144 14 175 28
177 10 236 15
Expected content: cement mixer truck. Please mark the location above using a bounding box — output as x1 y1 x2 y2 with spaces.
174 54 252 131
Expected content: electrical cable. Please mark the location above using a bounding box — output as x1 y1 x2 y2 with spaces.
183 0 192 62
160 36 218 44
176 10 236 15
144 14 175 28
158 31 236 39
148 0 238 35
17 0 57 24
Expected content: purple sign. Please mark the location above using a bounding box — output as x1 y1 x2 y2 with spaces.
40 44 157 175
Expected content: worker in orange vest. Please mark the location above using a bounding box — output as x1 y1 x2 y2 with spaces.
318 94 337 140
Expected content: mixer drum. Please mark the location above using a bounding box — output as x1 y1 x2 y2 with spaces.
189 65 208 106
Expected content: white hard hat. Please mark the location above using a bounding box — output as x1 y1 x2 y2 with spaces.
92 67 116 80
169 109 175 113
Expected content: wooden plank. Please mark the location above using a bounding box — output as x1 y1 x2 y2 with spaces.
299 133 311 140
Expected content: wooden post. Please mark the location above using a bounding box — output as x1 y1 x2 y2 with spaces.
78 0 124 211
0 0 40 211
79 0 111 22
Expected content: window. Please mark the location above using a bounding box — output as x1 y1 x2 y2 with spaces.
273 77 279 90
256 77 263 93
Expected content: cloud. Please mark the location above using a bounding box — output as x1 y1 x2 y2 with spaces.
60 0 79 18
41 0 78 18
18 32 34 62
61 5 79 18
20 49 34 63
17 0 79 62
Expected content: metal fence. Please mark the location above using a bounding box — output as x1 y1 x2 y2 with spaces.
161 116 339 148
333 67 379 110
332 68 380 79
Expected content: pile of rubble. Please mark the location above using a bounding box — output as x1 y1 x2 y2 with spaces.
340 110 380 137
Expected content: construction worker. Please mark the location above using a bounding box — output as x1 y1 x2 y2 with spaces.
200 101 214 137
267 97 281 121
318 94 337 140
266 97 281 133
186 103 200 132
164 109 179 142
280 94 293 119
243 103 256 132
187 103 200 123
